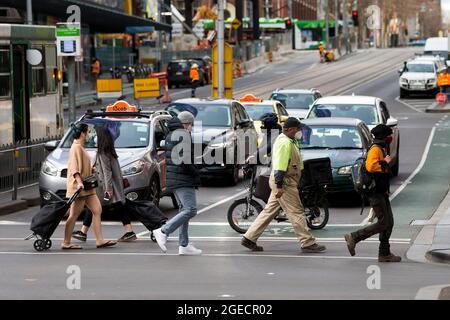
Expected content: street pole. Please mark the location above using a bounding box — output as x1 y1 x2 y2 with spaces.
335 0 339 52
68 57 76 124
218 0 225 98
26 0 32 25
343 0 349 54
288 0 292 18
325 0 329 49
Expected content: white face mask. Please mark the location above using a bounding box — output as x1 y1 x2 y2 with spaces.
295 131 303 140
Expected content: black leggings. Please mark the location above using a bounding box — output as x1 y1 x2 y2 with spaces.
82 202 131 227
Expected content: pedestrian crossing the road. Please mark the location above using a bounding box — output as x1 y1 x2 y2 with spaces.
396 97 436 112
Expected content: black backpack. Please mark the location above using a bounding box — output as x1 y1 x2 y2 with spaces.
351 144 385 214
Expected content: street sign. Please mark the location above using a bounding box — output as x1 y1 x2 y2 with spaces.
172 23 183 37
134 78 160 99
231 18 241 30
96 79 123 99
56 23 81 57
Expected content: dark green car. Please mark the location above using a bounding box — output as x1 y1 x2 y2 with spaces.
300 118 373 193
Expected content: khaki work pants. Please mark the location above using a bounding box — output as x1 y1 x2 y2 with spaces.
244 183 316 248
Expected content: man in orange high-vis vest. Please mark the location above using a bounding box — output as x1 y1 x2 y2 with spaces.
189 63 200 98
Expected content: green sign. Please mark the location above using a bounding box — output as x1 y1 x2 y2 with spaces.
56 25 80 37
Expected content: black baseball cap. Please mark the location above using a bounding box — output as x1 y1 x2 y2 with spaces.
283 117 302 129
371 124 393 139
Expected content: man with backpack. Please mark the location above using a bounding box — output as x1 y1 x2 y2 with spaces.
345 124 401 262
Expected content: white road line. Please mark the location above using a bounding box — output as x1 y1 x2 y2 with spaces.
360 126 436 225
196 190 248 214
395 96 424 113
0 236 411 243
0 251 378 260
389 126 436 201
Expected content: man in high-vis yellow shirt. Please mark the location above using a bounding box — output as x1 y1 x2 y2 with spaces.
242 118 326 253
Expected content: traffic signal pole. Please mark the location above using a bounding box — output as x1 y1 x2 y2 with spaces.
218 0 225 98
325 0 329 49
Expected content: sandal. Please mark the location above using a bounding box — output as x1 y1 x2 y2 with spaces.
96 240 117 248
61 243 82 250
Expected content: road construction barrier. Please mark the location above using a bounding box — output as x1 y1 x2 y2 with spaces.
267 50 273 62
149 72 171 103
96 79 123 99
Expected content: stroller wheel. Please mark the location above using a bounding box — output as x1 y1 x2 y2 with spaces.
150 232 157 243
33 239 45 252
44 239 52 250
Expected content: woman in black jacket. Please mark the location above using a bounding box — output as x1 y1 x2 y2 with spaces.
153 112 202 255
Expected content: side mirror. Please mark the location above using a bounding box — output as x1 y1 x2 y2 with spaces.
238 120 251 127
386 118 398 127
44 140 60 152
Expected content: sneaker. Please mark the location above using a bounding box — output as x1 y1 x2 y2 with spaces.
118 232 137 242
179 243 202 256
72 231 87 242
378 253 402 263
153 228 167 253
241 236 264 252
344 233 356 256
301 243 327 253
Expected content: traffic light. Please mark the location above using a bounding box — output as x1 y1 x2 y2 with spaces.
284 18 293 30
352 10 359 27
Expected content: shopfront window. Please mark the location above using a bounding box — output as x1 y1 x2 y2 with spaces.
0 48 11 98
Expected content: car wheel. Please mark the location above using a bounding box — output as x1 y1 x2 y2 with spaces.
148 177 160 207
400 88 408 99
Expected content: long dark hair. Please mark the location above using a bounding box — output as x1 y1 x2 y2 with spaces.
96 126 118 159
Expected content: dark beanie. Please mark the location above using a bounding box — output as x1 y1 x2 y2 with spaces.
371 124 392 139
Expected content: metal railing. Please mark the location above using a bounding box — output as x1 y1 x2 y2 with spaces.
0 135 63 200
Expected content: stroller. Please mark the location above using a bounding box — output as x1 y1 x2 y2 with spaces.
26 188 82 251
124 199 167 242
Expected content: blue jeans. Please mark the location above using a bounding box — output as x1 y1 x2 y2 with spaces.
161 187 197 247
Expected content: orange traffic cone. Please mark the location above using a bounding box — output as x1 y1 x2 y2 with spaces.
159 78 171 103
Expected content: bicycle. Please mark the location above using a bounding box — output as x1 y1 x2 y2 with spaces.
227 162 330 234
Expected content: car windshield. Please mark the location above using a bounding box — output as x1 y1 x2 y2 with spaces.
243 104 275 120
166 103 232 127
168 62 188 71
301 126 363 149
61 121 150 149
270 93 315 109
308 104 378 125
406 63 434 73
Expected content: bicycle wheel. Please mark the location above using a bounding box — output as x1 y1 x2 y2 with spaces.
305 205 329 230
227 199 263 234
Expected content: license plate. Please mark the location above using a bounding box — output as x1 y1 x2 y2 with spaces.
411 85 424 90
176 72 182 75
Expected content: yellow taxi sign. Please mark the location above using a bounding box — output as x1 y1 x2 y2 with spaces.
105 100 138 113
239 94 263 103
134 78 160 99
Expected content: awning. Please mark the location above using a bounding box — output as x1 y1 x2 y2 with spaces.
2 0 172 33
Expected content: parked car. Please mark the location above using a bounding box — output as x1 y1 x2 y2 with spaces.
39 101 172 207
166 98 258 185
301 118 373 193
167 59 206 88
305 95 400 176
398 60 439 98
269 88 322 120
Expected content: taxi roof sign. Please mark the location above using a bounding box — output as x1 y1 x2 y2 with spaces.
106 101 138 113
239 94 263 103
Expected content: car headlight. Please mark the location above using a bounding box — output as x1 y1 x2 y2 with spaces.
122 160 144 176
338 166 352 175
428 79 436 84
400 78 408 84
41 161 58 176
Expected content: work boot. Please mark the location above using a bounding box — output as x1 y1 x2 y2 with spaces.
241 236 263 252
378 253 402 263
344 233 356 256
301 243 327 253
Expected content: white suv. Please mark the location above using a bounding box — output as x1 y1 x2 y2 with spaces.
399 60 439 98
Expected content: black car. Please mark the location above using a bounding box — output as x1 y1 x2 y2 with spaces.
166 98 258 185
167 59 206 88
